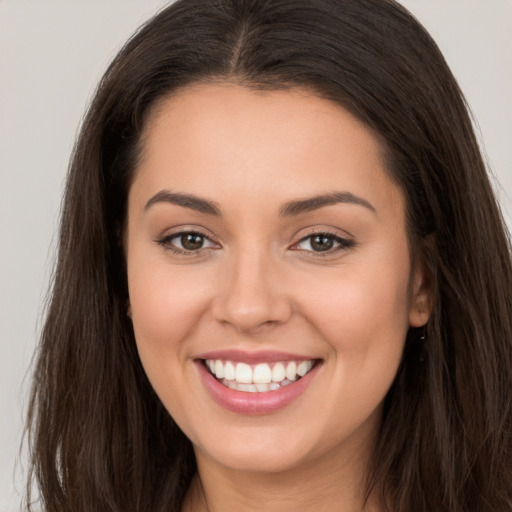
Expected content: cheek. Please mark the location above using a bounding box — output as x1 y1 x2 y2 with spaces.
294 264 410 438
297 257 411 389
127 259 217 427
127 250 214 369
305 262 409 335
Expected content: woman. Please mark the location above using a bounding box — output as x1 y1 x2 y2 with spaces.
26 0 512 511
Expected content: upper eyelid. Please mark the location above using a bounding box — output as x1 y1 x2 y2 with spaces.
168 232 215 243
292 225 354 242
157 226 219 242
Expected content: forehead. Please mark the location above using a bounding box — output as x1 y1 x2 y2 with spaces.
131 82 403 218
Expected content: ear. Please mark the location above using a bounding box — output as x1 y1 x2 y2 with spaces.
408 244 434 328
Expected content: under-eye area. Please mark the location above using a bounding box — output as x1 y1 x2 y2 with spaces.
203 359 321 393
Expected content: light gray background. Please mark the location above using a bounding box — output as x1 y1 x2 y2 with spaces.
1 1 511 510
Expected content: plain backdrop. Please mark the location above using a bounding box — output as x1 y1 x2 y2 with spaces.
1 1 511 510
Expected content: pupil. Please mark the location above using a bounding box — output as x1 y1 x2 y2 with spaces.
181 233 203 250
311 235 333 251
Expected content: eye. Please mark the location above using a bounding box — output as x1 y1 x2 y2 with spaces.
294 232 354 253
158 231 217 253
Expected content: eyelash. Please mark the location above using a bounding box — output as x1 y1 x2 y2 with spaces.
291 230 355 256
156 230 354 256
156 231 218 256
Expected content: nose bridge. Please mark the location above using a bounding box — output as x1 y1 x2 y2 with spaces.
213 241 291 332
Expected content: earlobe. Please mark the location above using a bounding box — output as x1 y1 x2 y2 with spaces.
409 292 431 327
408 252 434 328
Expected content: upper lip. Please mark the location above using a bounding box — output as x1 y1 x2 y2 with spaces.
195 349 318 364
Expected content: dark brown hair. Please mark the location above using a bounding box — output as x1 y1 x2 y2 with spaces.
26 0 512 510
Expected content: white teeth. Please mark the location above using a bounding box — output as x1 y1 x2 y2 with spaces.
285 361 297 381
271 362 285 382
235 362 253 384
297 360 313 377
224 361 235 380
205 358 316 391
253 363 272 384
238 383 258 392
214 360 224 379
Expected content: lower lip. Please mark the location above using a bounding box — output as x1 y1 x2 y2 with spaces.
196 360 321 415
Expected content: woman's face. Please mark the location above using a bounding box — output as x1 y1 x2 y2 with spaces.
126 83 430 475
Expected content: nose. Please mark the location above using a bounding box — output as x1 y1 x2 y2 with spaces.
211 248 293 334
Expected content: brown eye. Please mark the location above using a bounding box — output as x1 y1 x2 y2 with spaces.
180 233 205 250
295 232 354 253
310 234 335 251
158 231 217 253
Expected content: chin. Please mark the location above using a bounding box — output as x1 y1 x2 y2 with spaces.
204 444 310 474
191 420 323 474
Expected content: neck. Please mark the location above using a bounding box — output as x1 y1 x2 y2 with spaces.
182 438 381 512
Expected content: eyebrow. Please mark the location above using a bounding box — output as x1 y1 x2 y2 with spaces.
279 191 376 216
144 190 221 215
144 189 375 217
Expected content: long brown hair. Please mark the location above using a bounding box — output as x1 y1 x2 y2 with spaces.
26 0 512 510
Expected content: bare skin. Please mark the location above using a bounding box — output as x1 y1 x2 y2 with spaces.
125 83 431 512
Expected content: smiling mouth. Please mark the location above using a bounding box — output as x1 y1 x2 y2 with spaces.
203 359 318 393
